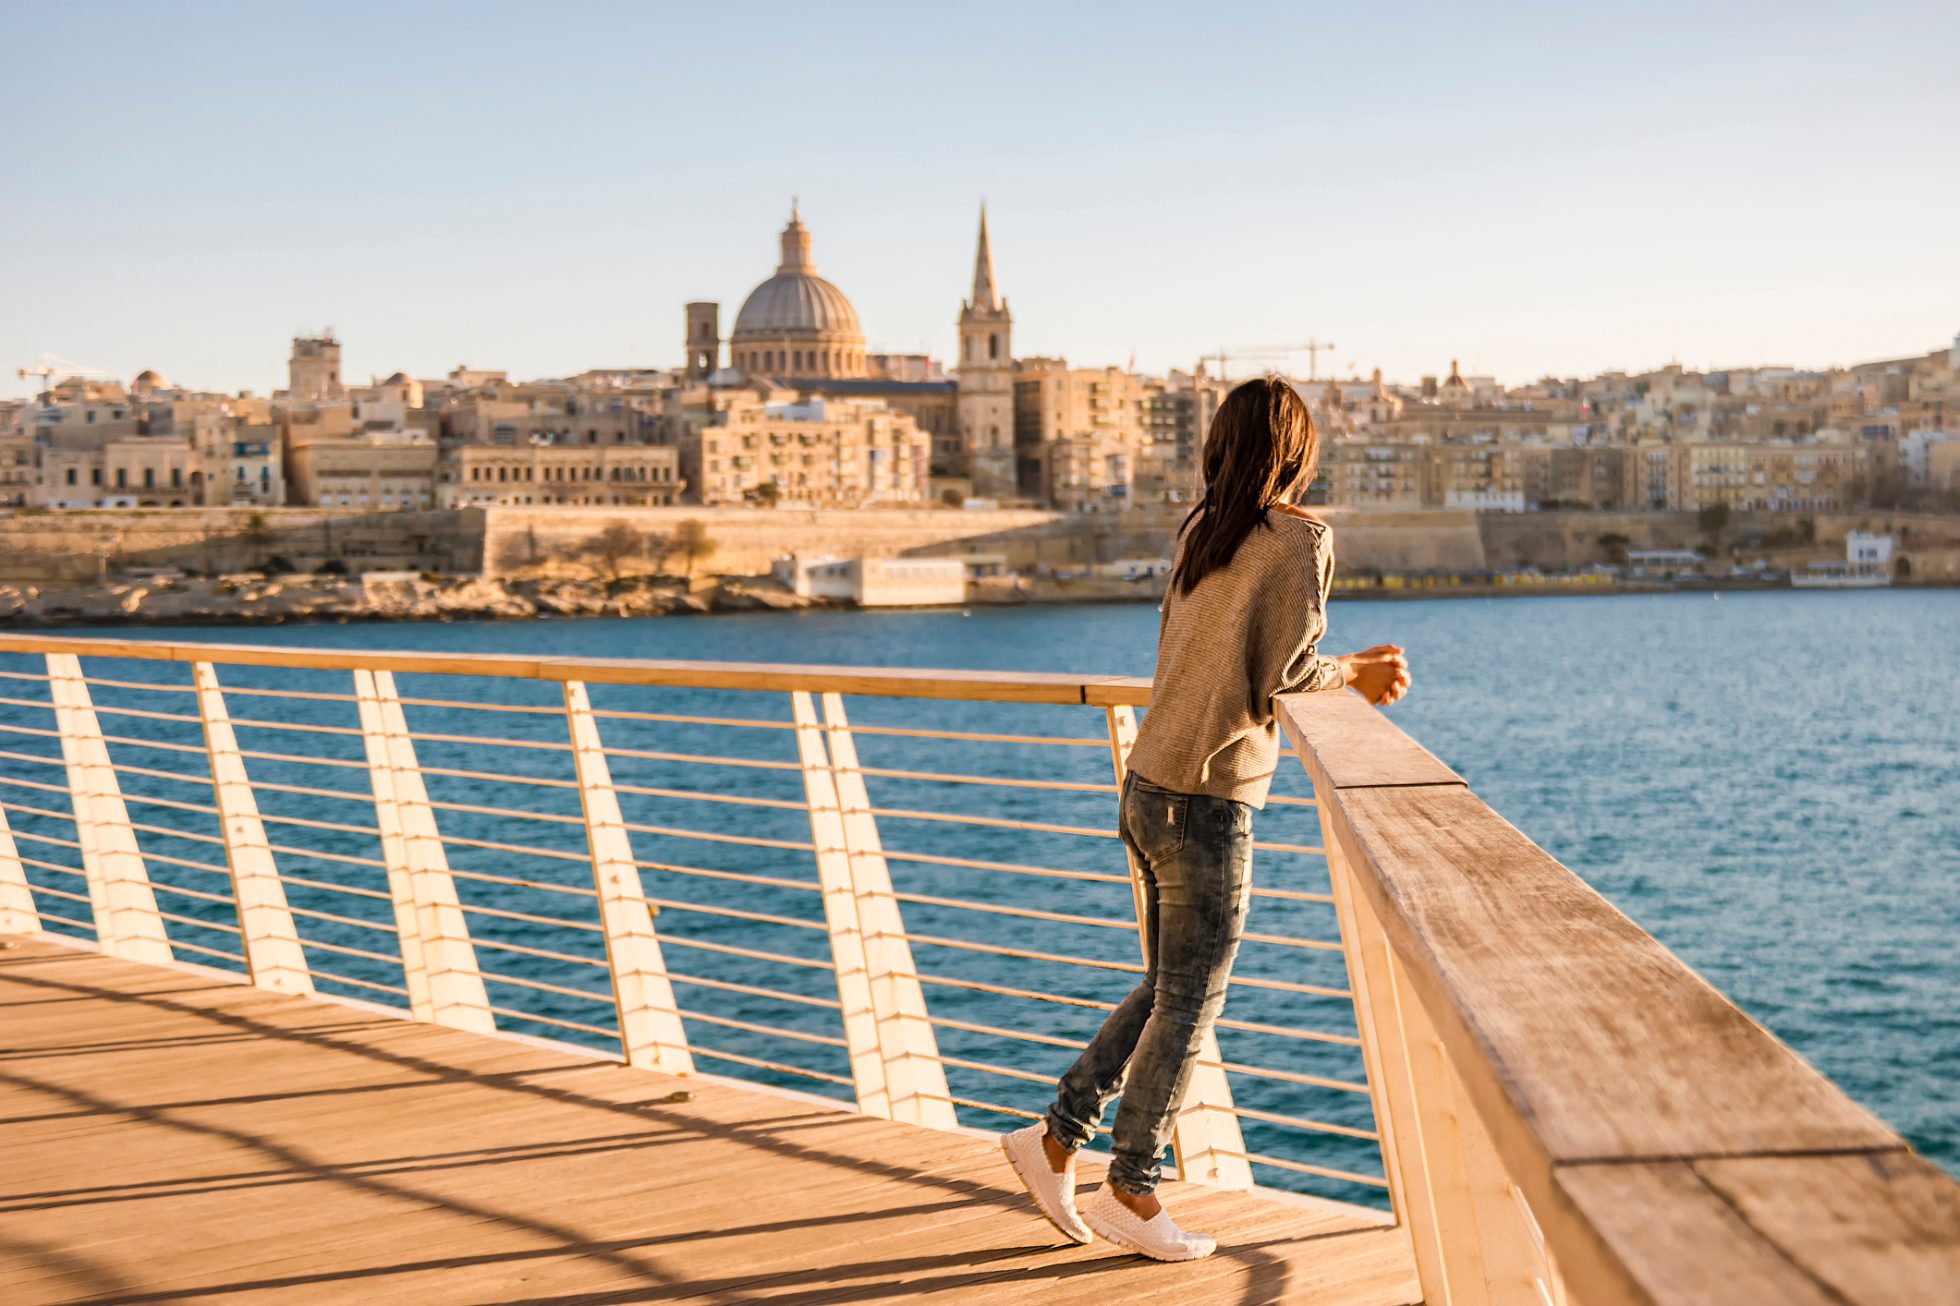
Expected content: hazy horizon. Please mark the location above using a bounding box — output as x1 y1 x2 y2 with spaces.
4 0 1956 400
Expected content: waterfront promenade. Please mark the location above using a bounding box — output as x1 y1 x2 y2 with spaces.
0 633 1956 1303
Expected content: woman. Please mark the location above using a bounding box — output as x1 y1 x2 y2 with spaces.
1001 376 1410 1261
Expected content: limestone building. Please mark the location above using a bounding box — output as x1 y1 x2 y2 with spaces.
442 443 681 508
0 434 34 507
288 334 345 405
1011 361 1149 511
287 433 439 510
690 387 928 507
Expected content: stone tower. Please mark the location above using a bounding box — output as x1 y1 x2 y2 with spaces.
957 206 1015 499
288 333 343 405
686 302 720 380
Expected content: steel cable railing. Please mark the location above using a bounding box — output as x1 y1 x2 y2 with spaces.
0 637 1384 1209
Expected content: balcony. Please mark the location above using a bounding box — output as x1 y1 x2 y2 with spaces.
0 634 1952 1302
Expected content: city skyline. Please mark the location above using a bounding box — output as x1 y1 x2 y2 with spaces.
4 1 1958 400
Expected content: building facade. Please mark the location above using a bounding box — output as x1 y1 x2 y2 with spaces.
442 443 681 508
692 389 928 507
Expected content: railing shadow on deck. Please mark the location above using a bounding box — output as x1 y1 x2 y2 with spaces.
0 631 1954 1303
0 951 1075 1300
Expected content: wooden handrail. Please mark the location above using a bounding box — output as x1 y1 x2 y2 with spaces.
1277 691 1960 1304
0 634 1157 706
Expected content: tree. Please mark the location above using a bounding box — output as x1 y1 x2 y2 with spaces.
588 523 645 586
1597 532 1632 565
643 529 674 577
1696 502 1731 538
749 481 781 507
674 519 717 579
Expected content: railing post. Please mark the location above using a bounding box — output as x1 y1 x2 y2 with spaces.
1327 829 1454 1301
354 668 493 1032
794 690 895 1120
820 692 955 1130
1104 704 1252 1190
1446 1044 1568 1305
562 680 693 1075
1323 803 1421 1218
0 805 37 935
193 662 313 996
46 652 171 964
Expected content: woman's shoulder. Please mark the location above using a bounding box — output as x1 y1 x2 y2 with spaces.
1267 506 1334 554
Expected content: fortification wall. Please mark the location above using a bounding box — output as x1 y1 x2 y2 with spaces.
0 508 484 582
1315 509 1488 572
481 506 1088 577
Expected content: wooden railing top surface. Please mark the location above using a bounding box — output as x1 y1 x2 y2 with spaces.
1276 691 1960 1305
0 633 1159 706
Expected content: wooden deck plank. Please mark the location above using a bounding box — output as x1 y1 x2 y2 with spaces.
0 937 1420 1305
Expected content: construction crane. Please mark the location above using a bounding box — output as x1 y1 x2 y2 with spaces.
1200 339 1340 383
16 353 109 402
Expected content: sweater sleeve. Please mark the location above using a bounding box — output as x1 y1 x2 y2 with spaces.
1270 528 1346 696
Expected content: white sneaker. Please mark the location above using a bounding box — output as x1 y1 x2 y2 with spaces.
1000 1121 1092 1244
1080 1183 1217 1261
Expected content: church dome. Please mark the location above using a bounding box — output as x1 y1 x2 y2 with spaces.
732 208 863 340
728 208 868 379
734 271 862 338
132 369 166 391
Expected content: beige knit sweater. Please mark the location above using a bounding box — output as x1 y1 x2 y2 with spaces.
1125 511 1347 807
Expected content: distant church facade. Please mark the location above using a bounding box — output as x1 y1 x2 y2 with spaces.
683 205 1017 500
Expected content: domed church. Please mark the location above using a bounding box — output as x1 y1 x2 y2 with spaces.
728 206 868 380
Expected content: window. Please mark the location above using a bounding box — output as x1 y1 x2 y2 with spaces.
990 334 1000 361
66 467 77 486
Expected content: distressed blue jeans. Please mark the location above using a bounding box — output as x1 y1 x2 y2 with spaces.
1044 770 1254 1194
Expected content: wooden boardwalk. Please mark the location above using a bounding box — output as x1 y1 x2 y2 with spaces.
0 939 1420 1304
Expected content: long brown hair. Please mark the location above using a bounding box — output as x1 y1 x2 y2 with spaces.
1170 375 1321 595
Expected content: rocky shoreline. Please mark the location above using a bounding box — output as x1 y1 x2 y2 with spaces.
0 568 1183 628
1 568 1934 629
0 572 840 627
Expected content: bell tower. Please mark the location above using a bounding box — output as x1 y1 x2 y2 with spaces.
685 302 720 381
957 206 1015 499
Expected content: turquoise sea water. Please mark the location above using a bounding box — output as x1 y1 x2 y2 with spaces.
5 589 1954 1201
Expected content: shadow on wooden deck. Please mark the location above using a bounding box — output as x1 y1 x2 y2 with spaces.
0 938 1418 1304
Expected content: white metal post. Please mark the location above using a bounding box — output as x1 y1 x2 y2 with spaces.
820 692 955 1130
354 668 493 1032
46 652 171 964
193 662 313 996
1104 704 1253 1189
563 680 693 1075
1326 813 1449 1294
793 690 894 1120
0 804 38 935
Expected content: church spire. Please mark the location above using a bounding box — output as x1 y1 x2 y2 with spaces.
970 205 1000 313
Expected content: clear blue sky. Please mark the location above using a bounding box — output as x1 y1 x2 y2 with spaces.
3 1 1956 400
